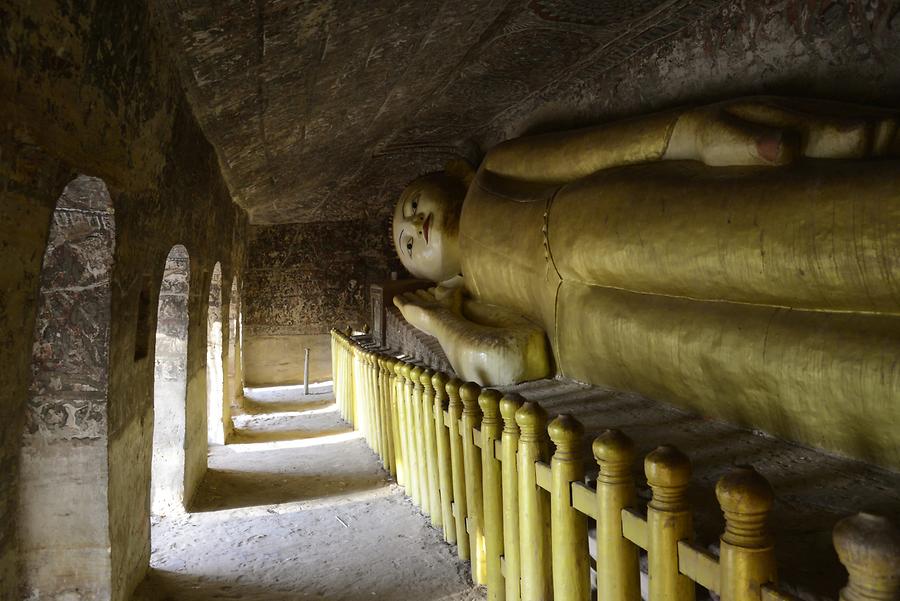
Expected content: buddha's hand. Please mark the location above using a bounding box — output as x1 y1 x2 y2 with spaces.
666 98 899 167
393 286 463 338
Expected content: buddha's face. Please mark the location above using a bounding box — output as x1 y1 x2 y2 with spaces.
392 174 465 282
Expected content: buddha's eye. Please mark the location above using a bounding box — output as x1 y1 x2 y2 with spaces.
406 239 413 257
411 200 418 211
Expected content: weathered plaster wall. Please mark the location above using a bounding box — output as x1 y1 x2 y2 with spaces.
107 101 247 601
20 176 115 601
243 220 403 386
1 2 247 600
478 0 900 147
151 246 189 514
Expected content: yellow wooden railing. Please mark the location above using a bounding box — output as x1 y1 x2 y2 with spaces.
331 329 900 601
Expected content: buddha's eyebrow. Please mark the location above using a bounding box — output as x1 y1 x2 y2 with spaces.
398 228 406 250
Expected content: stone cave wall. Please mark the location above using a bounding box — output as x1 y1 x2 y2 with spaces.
475 0 900 149
20 176 116 600
0 2 248 600
243 218 403 386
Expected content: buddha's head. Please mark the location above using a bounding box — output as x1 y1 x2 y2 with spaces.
392 170 468 282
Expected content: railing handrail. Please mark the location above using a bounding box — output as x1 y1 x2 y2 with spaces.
331 329 900 601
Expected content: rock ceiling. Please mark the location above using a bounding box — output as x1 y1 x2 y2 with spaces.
157 0 725 224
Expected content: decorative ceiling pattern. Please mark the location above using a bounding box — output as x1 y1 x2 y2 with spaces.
156 0 726 223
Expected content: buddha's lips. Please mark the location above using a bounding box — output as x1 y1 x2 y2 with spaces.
423 214 432 243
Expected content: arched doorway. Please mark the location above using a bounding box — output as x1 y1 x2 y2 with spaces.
151 245 190 515
207 262 224 445
225 276 243 434
20 175 115 600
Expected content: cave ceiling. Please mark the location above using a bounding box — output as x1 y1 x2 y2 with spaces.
157 0 725 224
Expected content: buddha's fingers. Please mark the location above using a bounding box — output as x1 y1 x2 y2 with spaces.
724 100 900 159
394 291 421 310
701 112 798 166
414 288 436 302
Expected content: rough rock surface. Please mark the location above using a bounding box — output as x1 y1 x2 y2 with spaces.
156 0 900 225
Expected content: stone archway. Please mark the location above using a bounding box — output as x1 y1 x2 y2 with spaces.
151 245 190 515
20 175 115 600
225 276 243 435
207 262 224 445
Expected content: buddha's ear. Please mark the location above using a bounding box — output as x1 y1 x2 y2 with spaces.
445 158 476 188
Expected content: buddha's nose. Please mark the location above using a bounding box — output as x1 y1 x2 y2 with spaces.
411 213 425 228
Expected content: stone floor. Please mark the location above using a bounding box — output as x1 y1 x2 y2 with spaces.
133 383 484 601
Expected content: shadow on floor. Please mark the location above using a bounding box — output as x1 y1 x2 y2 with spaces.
133 568 340 601
189 439 386 512
228 422 352 444
135 562 474 601
238 395 333 415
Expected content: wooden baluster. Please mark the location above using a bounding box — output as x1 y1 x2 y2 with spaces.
461 381 487 585
421 368 442 528
359 349 369 441
364 350 373 443
337 334 345 419
347 344 355 426
377 355 389 468
500 394 524 601
344 338 352 421
379 355 391 468
330 331 337 412
716 466 776 601
411 365 431 516
366 352 377 451
331 332 339 417
366 352 377 453
480 388 506 601
401 362 421 507
351 346 362 430
593 429 640 601
433 371 456 544
516 402 552 601
391 360 407 489
383 357 399 480
645 445 694 601
371 352 381 457
549 414 590 601
447 377 470 560
833 513 900 601
338 336 350 422
381 356 396 476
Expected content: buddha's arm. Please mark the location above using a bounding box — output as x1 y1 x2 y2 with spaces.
393 288 550 386
483 98 899 183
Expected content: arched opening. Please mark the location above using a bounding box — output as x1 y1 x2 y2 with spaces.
20 175 115 600
207 262 224 445
151 245 190 515
225 276 243 433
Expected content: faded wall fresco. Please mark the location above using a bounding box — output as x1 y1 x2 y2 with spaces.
244 220 395 334
20 176 115 601
26 177 115 441
243 219 402 385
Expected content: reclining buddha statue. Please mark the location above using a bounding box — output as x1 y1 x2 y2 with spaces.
391 97 900 468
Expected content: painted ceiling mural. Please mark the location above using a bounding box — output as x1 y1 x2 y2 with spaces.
155 0 897 223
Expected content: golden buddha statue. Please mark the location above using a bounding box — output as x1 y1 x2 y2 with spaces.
391 97 900 468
